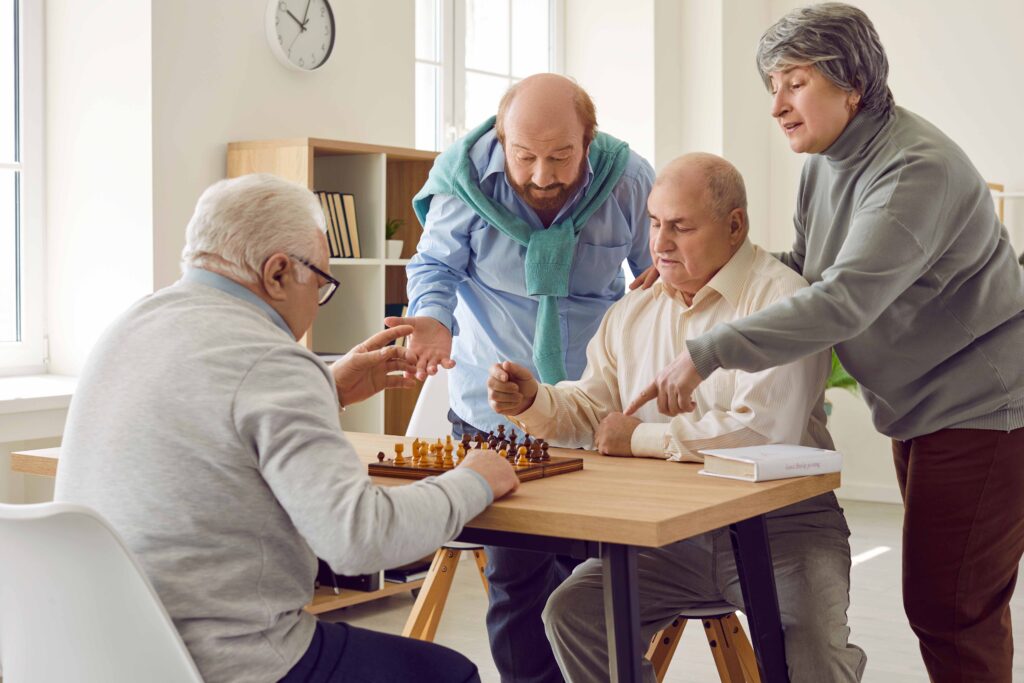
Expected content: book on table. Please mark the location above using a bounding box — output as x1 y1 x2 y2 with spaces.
697 444 842 482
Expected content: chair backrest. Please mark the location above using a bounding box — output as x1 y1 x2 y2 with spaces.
988 181 1005 223
405 367 452 439
0 502 204 683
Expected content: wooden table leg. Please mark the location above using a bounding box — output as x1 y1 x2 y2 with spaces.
602 543 642 683
729 515 789 683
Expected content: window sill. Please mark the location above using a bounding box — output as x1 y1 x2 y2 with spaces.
0 374 77 415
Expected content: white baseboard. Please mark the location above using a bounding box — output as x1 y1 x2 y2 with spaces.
836 481 904 505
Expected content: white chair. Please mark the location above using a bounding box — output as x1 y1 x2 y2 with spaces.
0 502 204 683
405 367 452 438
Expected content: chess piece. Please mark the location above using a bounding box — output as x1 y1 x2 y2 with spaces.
498 448 508 460
516 446 529 467
461 433 472 448
377 451 385 463
433 444 444 468
394 443 405 466
443 441 454 468
456 444 466 465
497 425 506 438
541 442 550 461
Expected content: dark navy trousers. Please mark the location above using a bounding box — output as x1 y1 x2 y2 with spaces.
279 619 480 683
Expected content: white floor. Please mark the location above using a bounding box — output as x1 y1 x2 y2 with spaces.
324 500 1024 682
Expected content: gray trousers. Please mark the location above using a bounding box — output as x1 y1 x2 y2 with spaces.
542 494 867 683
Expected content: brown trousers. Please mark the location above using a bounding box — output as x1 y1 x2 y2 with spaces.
893 427 1024 682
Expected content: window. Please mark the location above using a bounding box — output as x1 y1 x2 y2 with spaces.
1 0 44 373
416 0 564 152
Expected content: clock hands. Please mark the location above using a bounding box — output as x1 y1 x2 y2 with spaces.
285 8 307 32
301 0 312 25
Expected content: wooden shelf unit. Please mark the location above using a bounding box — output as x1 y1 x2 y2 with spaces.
227 138 436 436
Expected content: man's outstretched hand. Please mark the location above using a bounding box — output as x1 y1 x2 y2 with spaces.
331 325 418 406
384 315 455 381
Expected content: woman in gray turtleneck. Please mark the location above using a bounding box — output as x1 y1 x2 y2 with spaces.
627 3 1024 680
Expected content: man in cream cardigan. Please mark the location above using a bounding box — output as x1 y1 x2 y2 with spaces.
487 154 866 683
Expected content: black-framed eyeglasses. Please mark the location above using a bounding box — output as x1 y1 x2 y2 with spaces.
290 255 339 306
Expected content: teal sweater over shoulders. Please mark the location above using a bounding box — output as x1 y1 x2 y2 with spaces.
413 116 630 384
688 107 1024 440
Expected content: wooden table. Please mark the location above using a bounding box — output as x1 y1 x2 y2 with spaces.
13 436 840 683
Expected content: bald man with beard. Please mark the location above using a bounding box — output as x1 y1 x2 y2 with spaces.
394 74 656 681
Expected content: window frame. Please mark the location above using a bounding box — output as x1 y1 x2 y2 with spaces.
416 0 565 151
0 0 46 375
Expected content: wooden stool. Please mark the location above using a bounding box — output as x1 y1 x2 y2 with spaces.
405 546 761 683
402 542 489 641
647 612 761 682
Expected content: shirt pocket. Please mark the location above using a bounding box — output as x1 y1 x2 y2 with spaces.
571 240 630 297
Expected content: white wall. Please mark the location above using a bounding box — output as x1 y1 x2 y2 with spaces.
45 1 416 376
563 0 655 165
150 1 415 290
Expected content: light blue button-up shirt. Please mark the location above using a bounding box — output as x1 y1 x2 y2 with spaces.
407 129 655 432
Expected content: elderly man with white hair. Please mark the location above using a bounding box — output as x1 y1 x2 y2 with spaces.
55 173 519 683
488 154 866 683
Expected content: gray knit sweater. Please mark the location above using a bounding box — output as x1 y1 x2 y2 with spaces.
55 270 492 683
688 107 1024 440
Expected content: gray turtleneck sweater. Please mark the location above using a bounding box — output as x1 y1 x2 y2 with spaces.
688 107 1024 440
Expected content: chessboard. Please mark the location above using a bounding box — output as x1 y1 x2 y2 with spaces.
369 427 583 482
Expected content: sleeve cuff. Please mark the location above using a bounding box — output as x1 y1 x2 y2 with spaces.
411 304 459 336
440 466 494 506
510 386 555 433
686 334 722 380
630 422 671 459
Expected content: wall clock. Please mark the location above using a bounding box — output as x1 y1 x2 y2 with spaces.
266 0 335 72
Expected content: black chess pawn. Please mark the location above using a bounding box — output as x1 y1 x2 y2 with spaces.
376 451 385 462
497 425 506 437
541 442 550 461
461 433 472 447
523 435 533 449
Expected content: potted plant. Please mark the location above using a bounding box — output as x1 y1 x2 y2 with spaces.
386 218 404 259
824 350 858 417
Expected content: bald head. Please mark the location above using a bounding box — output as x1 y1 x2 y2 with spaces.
654 153 747 224
496 74 597 149
647 154 749 301
496 74 597 222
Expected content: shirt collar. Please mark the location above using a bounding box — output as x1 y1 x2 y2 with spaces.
654 239 754 310
183 267 294 338
700 239 754 309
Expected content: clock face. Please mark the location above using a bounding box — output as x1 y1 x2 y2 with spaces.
266 0 335 71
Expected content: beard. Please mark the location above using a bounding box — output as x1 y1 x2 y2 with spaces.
506 157 587 214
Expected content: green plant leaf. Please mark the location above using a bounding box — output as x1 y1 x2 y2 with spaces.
385 218 404 239
827 349 858 394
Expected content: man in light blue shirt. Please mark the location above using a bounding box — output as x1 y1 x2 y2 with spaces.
392 74 654 683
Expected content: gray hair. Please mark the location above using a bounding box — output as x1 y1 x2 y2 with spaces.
181 173 326 284
756 2 895 115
